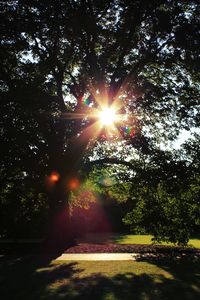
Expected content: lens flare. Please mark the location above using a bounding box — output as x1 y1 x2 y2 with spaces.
45 171 60 191
122 126 135 137
68 178 80 190
82 97 91 106
50 171 60 182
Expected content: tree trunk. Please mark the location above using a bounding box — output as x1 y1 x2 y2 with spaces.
44 118 94 250
45 181 75 251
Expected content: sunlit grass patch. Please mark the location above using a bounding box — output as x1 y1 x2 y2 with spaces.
188 238 200 249
112 234 200 248
112 234 154 245
52 260 173 279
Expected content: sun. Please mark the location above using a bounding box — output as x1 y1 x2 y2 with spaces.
99 107 117 126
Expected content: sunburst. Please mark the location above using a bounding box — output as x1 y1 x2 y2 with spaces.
99 107 117 126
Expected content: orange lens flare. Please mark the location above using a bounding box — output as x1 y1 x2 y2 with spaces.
50 171 60 182
68 178 80 190
45 171 60 191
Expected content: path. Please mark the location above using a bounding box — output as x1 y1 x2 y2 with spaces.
55 253 137 261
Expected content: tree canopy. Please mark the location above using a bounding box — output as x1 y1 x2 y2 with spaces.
0 0 199 244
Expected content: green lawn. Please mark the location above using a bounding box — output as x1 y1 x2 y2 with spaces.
80 233 200 248
1 234 200 299
112 234 154 245
0 255 200 300
112 234 200 248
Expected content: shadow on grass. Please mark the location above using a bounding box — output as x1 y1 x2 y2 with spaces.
76 232 113 244
48 266 200 300
77 233 133 244
0 253 200 300
109 233 129 244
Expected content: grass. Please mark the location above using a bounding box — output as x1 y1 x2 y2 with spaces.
112 234 154 245
112 234 200 248
1 233 200 299
0 255 200 299
189 238 200 249
80 233 200 248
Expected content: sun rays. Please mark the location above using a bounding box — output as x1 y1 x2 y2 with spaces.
46 85 134 191
62 97 122 137
60 84 134 161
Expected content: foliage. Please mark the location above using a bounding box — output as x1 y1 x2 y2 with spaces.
0 1 199 240
88 137 200 244
123 142 200 245
69 178 98 210
0 172 48 238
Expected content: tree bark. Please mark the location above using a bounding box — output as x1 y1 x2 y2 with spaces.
45 179 75 251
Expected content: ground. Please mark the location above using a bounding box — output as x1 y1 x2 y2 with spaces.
0 234 200 299
0 256 200 299
76 233 200 248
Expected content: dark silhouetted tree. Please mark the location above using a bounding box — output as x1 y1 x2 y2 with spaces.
0 0 199 246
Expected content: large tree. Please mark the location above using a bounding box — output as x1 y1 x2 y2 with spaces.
1 0 199 246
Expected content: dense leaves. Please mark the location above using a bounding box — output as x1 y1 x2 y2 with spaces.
0 0 199 242
124 177 200 245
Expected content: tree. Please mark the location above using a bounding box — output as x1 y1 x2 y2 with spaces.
1 0 199 246
122 141 200 245
88 136 200 245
